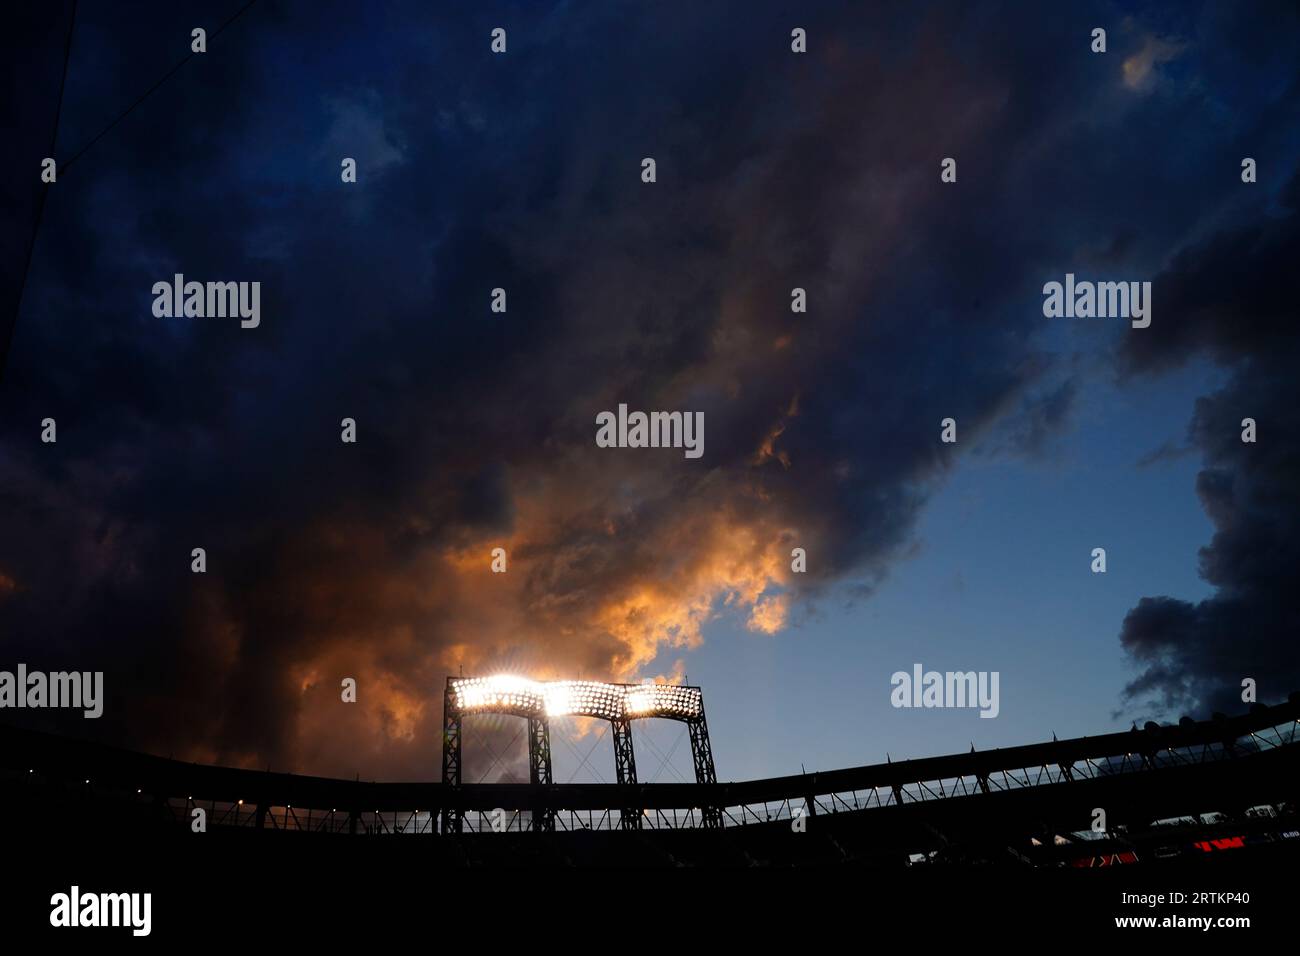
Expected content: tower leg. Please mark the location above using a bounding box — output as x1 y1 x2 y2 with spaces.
528 716 554 832
688 710 722 829
612 717 641 830
440 679 463 834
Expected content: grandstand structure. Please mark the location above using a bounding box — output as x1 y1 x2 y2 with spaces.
2 688 1298 866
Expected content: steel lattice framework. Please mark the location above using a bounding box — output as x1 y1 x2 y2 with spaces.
440 676 719 832
611 718 639 830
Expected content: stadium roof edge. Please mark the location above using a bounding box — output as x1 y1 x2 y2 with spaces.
2 694 1296 813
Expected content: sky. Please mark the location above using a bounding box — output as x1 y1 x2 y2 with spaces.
1 1 1298 786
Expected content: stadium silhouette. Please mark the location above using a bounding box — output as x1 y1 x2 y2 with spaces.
3 680 1297 868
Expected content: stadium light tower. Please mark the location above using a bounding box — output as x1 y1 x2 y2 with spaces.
440 676 719 833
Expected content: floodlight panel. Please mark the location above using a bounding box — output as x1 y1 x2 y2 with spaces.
449 676 703 721
451 676 546 717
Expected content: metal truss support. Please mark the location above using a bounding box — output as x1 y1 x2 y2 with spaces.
688 716 717 784
611 718 641 830
688 711 722 828
440 679 463 834
528 716 554 832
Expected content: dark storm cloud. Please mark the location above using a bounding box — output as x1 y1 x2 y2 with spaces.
1099 0 1300 719
2 1 1295 777
1117 169 1300 716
